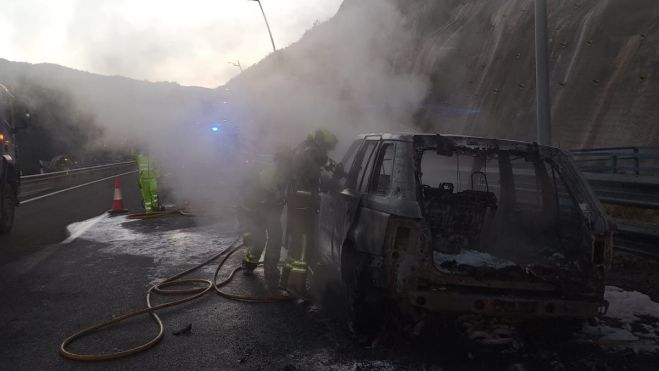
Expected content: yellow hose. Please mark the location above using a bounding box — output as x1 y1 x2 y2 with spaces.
59 239 290 361
125 210 183 220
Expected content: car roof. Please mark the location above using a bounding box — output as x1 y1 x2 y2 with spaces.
354 132 561 152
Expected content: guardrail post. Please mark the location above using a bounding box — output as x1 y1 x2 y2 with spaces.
633 147 639 176
611 155 618 174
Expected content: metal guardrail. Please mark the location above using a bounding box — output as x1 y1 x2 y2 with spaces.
572 148 659 258
19 161 137 199
615 224 659 259
581 172 659 210
571 146 659 175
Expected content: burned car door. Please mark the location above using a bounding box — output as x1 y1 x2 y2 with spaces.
317 137 380 267
350 141 397 256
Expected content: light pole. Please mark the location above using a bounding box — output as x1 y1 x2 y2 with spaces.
535 0 551 145
249 0 277 52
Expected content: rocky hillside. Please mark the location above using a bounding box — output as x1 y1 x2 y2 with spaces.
229 0 659 149
400 0 659 148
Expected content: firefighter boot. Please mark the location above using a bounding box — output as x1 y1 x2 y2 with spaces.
282 259 307 295
280 230 309 294
241 233 259 273
242 255 259 272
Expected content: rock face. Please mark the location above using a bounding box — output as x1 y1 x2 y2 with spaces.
229 0 659 148
395 0 659 148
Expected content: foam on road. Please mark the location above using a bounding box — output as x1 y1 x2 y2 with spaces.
63 212 239 284
0 172 142 265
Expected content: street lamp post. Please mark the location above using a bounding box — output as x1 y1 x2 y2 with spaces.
535 0 551 145
250 0 277 52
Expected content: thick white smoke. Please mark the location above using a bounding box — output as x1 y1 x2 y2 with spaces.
224 0 429 154
3 0 431 214
150 0 431 212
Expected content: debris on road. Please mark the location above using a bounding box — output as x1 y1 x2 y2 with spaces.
172 323 192 336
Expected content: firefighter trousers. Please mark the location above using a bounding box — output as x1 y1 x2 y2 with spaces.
139 175 160 213
280 191 316 293
241 204 283 285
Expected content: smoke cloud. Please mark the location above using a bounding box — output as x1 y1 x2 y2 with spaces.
2 0 432 214
148 0 431 212
224 0 429 154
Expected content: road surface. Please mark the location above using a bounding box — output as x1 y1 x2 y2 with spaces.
0 172 141 265
0 176 658 370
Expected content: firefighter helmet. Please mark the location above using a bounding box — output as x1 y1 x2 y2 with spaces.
309 129 338 151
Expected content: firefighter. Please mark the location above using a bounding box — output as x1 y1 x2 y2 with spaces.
280 129 338 294
290 129 339 191
239 152 290 289
136 153 162 214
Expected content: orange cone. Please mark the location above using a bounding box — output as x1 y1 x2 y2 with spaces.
109 177 128 214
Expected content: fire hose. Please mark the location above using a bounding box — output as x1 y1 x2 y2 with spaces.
125 210 183 220
59 238 291 361
125 208 207 220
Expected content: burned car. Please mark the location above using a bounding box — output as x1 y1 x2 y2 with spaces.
311 133 612 334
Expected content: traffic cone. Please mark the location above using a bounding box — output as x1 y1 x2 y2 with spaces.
109 177 128 214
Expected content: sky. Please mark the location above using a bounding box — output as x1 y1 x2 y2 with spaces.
0 0 343 88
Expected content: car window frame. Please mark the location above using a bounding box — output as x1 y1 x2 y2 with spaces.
368 141 396 195
346 136 381 192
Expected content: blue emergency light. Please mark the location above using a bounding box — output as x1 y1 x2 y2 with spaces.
211 126 220 133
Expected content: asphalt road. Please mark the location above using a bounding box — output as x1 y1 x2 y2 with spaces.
0 177 658 370
0 172 141 265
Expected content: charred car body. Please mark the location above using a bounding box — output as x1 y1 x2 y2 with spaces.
312 133 612 331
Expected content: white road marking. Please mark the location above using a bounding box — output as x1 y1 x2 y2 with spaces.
20 170 138 205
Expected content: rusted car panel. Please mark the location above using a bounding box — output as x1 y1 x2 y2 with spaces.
314 133 612 323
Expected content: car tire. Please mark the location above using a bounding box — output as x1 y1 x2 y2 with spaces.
0 183 17 234
341 243 385 335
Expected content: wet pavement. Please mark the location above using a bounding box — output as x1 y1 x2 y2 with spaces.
0 172 142 265
1 209 658 370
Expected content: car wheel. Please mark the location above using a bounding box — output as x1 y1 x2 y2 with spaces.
0 183 17 234
341 243 385 335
